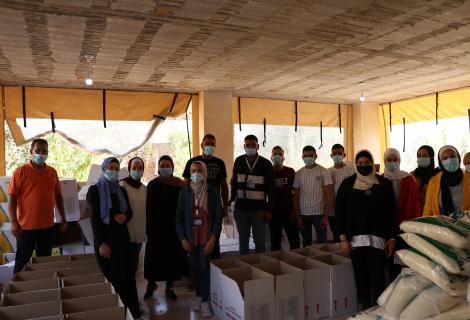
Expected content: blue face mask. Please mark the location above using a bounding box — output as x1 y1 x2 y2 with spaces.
159 168 173 177
104 170 119 182
442 158 460 173
245 148 257 157
303 157 315 166
332 155 344 165
191 172 205 184
385 162 400 172
417 157 431 168
204 146 215 157
130 170 143 181
32 154 47 165
466 164 470 174
271 155 283 166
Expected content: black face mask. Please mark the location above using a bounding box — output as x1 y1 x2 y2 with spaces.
357 165 373 176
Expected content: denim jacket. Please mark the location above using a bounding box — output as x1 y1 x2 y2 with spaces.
175 185 223 245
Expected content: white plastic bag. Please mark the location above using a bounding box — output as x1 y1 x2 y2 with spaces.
377 268 416 306
425 301 470 319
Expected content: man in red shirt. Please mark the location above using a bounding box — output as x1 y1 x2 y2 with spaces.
8 139 67 273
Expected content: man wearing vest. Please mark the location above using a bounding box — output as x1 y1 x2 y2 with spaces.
230 135 275 255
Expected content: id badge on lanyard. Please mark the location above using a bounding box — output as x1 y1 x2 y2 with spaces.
193 197 203 227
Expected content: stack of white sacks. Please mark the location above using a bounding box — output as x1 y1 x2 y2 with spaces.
349 213 470 320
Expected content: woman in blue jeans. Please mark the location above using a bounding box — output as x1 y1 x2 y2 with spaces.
176 161 223 318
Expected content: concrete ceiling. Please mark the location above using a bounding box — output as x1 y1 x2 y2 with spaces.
2 0 470 103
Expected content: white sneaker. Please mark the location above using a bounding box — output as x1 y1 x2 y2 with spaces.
191 297 202 311
201 301 212 318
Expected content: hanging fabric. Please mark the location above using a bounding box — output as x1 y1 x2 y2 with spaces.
102 89 106 128
319 121 323 149
389 102 392 132
185 97 192 158
238 97 242 131
22 86 27 128
338 104 342 134
435 92 439 125
403 117 406 152
294 101 298 132
50 112 56 133
263 118 267 147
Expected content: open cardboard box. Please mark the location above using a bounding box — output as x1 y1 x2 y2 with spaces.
291 247 328 258
252 261 304 320
284 257 331 320
5 277 60 294
66 306 129 320
263 250 303 261
310 243 342 253
60 283 113 300
0 300 61 319
70 254 95 261
312 254 357 317
210 257 246 319
11 270 57 282
2 288 60 306
62 273 106 287
57 265 101 278
221 266 275 320
28 316 63 320
61 294 119 314
31 256 71 264
27 259 97 271
235 253 277 266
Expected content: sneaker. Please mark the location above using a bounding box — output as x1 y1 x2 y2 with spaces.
201 301 212 318
144 282 157 300
165 288 178 301
191 297 202 311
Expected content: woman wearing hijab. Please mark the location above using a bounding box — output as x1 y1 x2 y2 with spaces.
120 157 147 282
336 150 399 309
424 145 470 215
144 155 187 301
175 161 223 318
463 152 470 175
411 145 440 209
383 148 421 222
86 157 141 319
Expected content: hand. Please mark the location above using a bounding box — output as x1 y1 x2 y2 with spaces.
11 221 22 238
384 239 396 258
297 217 304 229
341 240 352 254
321 216 329 229
99 244 111 259
264 211 272 223
182 239 192 253
204 238 215 256
58 220 68 233
114 213 126 225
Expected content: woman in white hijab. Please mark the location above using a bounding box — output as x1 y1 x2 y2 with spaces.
383 148 421 223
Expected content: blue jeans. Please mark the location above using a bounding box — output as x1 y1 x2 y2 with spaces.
234 210 266 255
189 245 210 302
301 215 327 247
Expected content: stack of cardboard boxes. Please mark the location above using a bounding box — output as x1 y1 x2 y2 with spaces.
0 254 132 320
211 243 357 320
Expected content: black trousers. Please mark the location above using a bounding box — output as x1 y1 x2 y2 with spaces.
269 213 300 251
350 246 386 309
14 227 54 273
210 238 221 260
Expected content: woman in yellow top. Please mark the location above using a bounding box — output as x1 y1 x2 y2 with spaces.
424 145 470 216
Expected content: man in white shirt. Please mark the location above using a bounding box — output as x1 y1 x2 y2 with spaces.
328 143 356 242
294 145 334 246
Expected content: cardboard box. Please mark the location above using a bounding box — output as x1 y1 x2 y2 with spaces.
55 179 80 223
66 307 127 320
210 257 246 319
0 300 61 319
2 253 15 263
0 224 17 253
0 176 11 203
11 270 57 282
0 261 15 293
313 254 357 317
283 257 331 320
310 243 342 253
236 253 277 266
291 247 328 258
61 294 119 314
264 250 303 261
57 265 101 278
2 288 60 306
32 256 71 264
29 316 63 320
60 283 113 300
77 218 94 246
6 278 59 294
62 273 106 287
252 261 304 320
221 266 275 320
27 259 97 271
70 253 95 261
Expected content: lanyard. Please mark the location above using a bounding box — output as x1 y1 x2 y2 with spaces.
245 155 259 173
192 187 205 217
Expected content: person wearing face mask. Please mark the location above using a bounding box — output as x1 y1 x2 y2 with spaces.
144 155 187 301
9 139 67 273
423 146 470 215
328 143 356 242
229 135 275 254
335 150 399 309
86 157 141 319
383 148 421 222
119 157 147 288
269 146 299 251
176 161 223 318
183 134 228 260
464 152 470 175
411 145 440 210
293 145 334 246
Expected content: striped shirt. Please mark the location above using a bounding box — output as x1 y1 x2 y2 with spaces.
328 165 356 217
293 165 333 216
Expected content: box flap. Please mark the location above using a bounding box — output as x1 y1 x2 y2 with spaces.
2 288 60 306
57 266 101 278
62 294 119 314
62 274 106 287
11 270 57 282
6 278 59 294
60 283 113 300
0 300 61 319
66 306 126 320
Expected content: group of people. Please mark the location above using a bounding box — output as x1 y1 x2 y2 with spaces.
7 135 470 318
